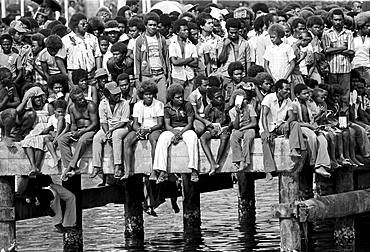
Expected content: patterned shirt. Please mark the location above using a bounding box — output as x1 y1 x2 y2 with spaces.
62 31 102 72
322 28 354 74
169 38 198 81
199 32 222 72
98 98 130 129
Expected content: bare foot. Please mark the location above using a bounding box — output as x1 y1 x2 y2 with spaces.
233 162 240 171
315 167 331 178
4 136 15 148
265 172 273 181
209 163 219 176
352 157 364 167
290 149 302 158
61 167 72 181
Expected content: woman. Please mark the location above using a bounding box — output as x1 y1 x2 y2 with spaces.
152 84 200 183
47 74 70 114
18 87 50 175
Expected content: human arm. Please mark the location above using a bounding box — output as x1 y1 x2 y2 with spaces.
77 102 98 136
238 116 257 131
261 105 273 142
170 56 193 66
283 60 295 80
218 38 231 64
264 59 275 82
187 57 198 68
192 104 212 127
95 56 102 69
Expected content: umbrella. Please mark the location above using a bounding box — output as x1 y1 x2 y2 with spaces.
31 0 62 12
150 1 184 14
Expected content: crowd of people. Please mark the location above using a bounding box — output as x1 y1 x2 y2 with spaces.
3 0 370 230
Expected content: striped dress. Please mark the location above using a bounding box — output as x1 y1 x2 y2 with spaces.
21 104 50 151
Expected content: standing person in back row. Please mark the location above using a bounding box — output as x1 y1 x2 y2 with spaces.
134 12 169 103
322 8 354 110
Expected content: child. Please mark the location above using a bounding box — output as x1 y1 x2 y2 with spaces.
98 35 110 56
200 86 231 175
229 89 257 172
43 100 70 169
0 34 22 88
72 69 98 104
263 24 295 83
224 61 244 111
127 18 145 60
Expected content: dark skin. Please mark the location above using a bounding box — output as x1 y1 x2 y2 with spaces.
0 84 20 110
170 25 198 68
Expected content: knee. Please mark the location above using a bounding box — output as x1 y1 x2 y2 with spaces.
220 133 230 141
24 110 37 120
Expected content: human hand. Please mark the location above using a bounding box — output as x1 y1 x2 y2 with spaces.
105 130 112 139
235 104 242 114
282 122 290 137
171 135 180 145
261 132 273 143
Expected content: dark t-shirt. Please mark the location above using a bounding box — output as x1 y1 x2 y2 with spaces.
164 101 194 128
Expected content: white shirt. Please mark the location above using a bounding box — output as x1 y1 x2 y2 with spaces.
259 92 293 134
133 99 164 128
264 43 295 81
352 36 370 69
47 114 71 130
169 38 198 81
146 35 162 69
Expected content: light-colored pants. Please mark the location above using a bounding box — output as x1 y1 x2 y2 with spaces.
230 129 256 164
92 128 130 167
153 129 199 172
171 78 194 101
301 127 331 169
49 183 76 227
142 74 167 104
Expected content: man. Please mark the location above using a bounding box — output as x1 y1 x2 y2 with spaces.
306 15 324 83
0 68 20 147
322 8 354 109
134 12 169 103
102 20 121 77
62 13 102 85
107 42 133 82
218 18 251 79
94 68 108 100
259 79 306 180
91 82 130 179
117 73 137 115
287 18 306 45
256 13 276 66
169 19 198 100
58 87 98 181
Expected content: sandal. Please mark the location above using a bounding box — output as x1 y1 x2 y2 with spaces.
114 167 124 179
156 171 168 184
149 170 159 181
90 167 103 178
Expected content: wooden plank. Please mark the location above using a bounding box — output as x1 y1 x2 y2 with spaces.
0 176 15 250
0 137 301 176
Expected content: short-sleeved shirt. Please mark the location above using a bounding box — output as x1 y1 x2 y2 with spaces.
39 48 65 75
164 101 194 128
229 104 257 128
99 98 130 129
258 92 293 134
264 43 295 81
146 35 162 69
322 28 354 74
188 88 210 117
352 35 370 69
47 114 71 130
204 103 229 126
133 99 164 128
0 52 22 78
169 38 198 81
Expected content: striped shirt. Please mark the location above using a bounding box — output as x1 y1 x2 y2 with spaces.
322 28 354 74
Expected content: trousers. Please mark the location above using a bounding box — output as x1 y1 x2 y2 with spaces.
49 183 76 227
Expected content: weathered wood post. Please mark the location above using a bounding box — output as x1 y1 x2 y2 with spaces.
62 174 83 251
124 174 144 246
334 167 354 251
0 176 15 249
182 173 201 233
236 173 255 222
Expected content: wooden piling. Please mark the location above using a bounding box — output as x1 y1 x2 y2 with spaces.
182 173 201 233
124 174 144 245
62 174 83 251
0 176 15 249
334 167 354 252
236 173 255 222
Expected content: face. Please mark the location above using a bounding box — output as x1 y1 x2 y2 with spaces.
297 89 310 101
107 31 119 43
361 22 370 35
146 20 158 36
198 79 210 94
77 19 88 35
118 79 130 94
13 31 24 43
74 93 87 107
260 79 272 92
277 16 286 24
33 95 44 107
283 26 291 37
129 26 140 38
118 23 126 34
124 10 132 20
278 83 291 99
93 29 101 37
232 69 243 84
110 92 122 103
98 12 110 22
36 14 46 25
300 34 312 47
47 48 59 56
177 25 189 40
143 91 154 105
1 39 12 54
99 39 109 54
228 27 239 41
78 78 87 90
53 83 64 94
211 91 223 106
31 40 42 55
97 75 108 89
270 33 282 45
295 23 306 36
55 107 66 117
353 1 362 12
213 25 223 37
310 24 323 37
356 83 365 95
314 92 326 103
172 92 184 106
189 28 199 43
112 51 125 63
332 14 344 30
202 19 214 33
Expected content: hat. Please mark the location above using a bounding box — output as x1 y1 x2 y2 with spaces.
11 20 27 33
95 68 108 78
105 82 121 95
184 4 198 12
